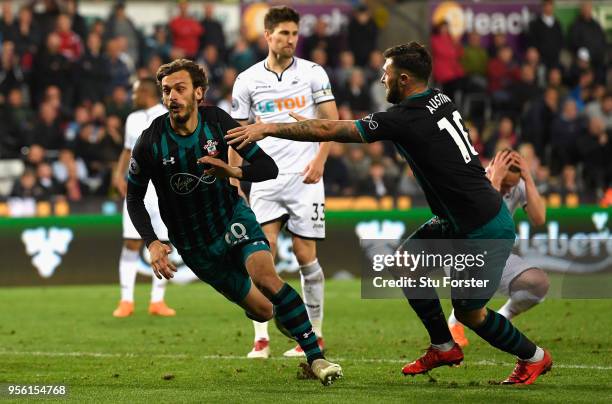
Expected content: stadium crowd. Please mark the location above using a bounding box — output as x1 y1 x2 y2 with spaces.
0 0 610 207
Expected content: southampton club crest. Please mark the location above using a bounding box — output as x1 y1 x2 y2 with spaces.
205 139 219 157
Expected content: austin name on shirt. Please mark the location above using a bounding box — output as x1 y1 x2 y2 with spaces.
426 92 452 114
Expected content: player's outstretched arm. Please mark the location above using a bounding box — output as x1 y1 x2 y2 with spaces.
517 154 546 226
225 114 363 150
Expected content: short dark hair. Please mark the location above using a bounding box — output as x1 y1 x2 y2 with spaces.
383 42 432 83
264 6 300 32
139 77 161 98
156 58 208 92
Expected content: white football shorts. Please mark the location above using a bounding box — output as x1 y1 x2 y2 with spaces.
250 173 325 239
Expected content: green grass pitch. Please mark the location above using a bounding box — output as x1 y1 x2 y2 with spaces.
1 280 611 403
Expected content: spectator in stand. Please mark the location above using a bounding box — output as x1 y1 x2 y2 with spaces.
43 85 71 123
251 35 268 62
64 0 87 41
169 0 203 59
568 0 607 83
36 161 63 199
90 17 105 39
65 104 90 144
487 32 508 58
302 17 341 68
347 4 378 67
33 0 60 40
310 48 333 81
460 32 488 91
104 2 141 66
54 13 82 62
31 31 72 107
0 87 34 158
358 160 396 198
0 1 14 41
550 99 584 174
397 166 422 197
105 37 131 93
52 149 84 201
567 46 592 88
200 2 227 62
508 64 542 117
487 45 520 111
430 21 465 97
526 0 564 70
569 68 594 112
10 6 40 71
27 101 65 153
76 32 110 104
145 25 171 63
105 85 131 122
334 50 355 91
364 50 384 85
558 164 580 195
0 41 25 98
198 44 225 87
522 87 559 160
144 53 163 79
10 168 44 199
547 66 568 101
344 145 370 185
585 91 612 130
485 116 519 157
338 68 371 118
523 47 547 88
229 36 255 73
365 142 400 180
324 142 352 196
576 116 611 193
74 120 119 195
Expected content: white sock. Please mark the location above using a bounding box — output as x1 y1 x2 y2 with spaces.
432 340 455 352
253 320 269 341
119 247 139 302
300 259 324 338
448 309 458 325
525 346 544 363
150 272 167 302
498 290 544 320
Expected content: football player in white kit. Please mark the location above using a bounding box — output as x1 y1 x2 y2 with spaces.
448 149 549 346
230 6 338 358
111 78 175 318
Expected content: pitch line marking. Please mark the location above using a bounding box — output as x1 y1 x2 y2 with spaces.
0 350 611 371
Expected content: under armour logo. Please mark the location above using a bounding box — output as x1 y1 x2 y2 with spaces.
163 157 175 165
21 227 73 278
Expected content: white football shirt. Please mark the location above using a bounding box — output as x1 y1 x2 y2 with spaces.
503 178 527 216
124 103 167 150
231 57 335 174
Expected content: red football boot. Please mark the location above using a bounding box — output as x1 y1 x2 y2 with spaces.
502 350 553 385
402 343 464 376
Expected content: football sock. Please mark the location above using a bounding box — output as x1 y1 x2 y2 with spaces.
498 290 544 320
299 259 324 337
526 346 545 363
119 247 139 302
252 320 270 341
150 272 168 302
407 298 454 345
271 283 323 365
469 308 537 360
431 341 455 352
448 309 458 325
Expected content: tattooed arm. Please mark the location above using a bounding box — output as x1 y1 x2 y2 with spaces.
225 112 364 149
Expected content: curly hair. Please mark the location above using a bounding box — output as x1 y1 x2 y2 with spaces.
156 58 208 92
